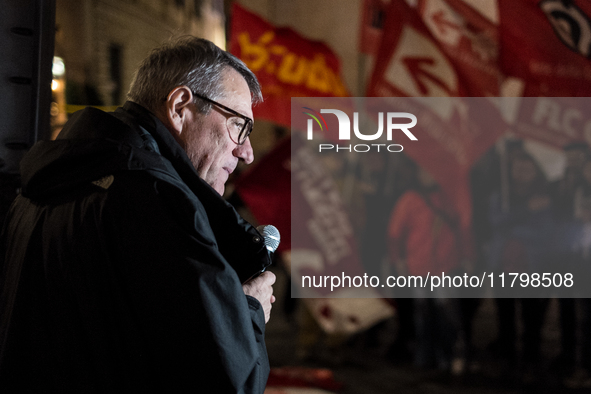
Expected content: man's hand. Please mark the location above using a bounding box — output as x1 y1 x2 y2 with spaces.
242 271 276 323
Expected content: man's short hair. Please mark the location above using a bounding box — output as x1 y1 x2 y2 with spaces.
127 36 262 114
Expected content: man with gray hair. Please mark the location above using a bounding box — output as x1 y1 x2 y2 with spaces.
0 37 275 393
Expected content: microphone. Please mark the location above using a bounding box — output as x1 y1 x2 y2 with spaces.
256 224 280 254
236 225 282 284
244 225 279 281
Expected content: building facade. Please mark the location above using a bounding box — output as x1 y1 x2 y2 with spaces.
55 0 225 108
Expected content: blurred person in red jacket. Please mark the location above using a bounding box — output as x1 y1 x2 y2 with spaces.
388 166 472 374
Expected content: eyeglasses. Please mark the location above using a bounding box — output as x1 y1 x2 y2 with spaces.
192 91 253 145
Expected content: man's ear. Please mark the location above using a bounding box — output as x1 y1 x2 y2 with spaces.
164 86 193 137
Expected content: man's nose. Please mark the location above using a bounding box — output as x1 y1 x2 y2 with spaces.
233 137 254 164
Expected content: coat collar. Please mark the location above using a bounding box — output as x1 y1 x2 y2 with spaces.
117 102 271 282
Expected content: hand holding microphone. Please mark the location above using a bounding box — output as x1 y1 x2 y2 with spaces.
242 271 276 323
242 224 280 323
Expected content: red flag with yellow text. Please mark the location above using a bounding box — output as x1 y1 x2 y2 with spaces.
230 3 349 127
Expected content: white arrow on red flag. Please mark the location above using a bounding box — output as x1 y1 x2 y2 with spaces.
402 56 454 95
431 9 461 35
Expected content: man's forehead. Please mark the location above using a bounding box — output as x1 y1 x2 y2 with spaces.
218 69 254 117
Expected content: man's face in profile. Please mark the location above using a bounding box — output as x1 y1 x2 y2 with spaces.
181 68 255 195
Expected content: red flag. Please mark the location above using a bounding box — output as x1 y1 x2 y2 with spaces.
367 0 464 97
499 0 591 96
417 0 501 96
366 1 505 229
229 3 349 127
367 0 500 97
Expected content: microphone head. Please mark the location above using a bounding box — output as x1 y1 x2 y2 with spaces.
256 224 280 253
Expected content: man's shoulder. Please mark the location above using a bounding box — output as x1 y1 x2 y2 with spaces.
57 107 137 143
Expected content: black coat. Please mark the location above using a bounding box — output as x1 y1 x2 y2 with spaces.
0 102 271 393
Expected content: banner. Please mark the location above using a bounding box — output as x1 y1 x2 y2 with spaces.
499 0 591 96
290 129 394 332
507 97 591 149
290 132 364 294
230 3 349 127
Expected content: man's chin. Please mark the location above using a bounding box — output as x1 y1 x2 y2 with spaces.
202 174 226 196
214 183 225 196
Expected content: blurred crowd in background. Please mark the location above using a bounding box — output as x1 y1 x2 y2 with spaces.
245 138 591 391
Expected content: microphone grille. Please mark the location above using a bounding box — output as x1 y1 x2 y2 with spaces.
256 224 280 253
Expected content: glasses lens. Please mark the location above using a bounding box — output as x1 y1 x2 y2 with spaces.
226 117 248 145
239 120 253 145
